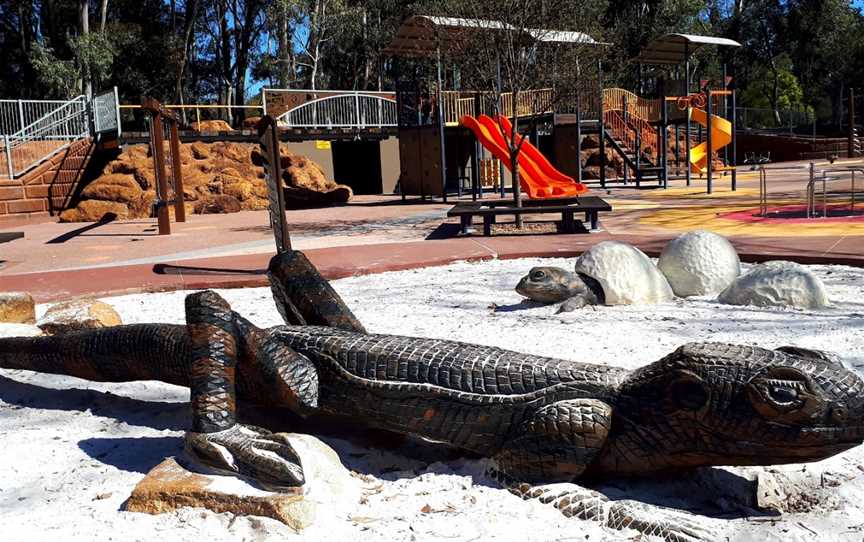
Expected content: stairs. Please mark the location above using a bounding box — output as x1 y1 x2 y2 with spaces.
598 89 665 187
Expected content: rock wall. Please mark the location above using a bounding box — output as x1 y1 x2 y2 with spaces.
60 142 352 222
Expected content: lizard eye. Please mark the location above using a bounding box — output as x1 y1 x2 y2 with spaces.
767 384 799 405
531 270 546 280
747 367 822 422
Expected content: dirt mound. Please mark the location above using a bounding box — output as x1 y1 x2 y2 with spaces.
60 141 351 222
190 120 234 132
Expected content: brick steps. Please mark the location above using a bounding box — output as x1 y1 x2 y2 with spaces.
0 138 93 223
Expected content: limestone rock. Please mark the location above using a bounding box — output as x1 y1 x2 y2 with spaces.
191 120 234 132
0 323 43 338
193 194 242 214
81 173 143 203
59 199 129 222
755 471 787 512
243 116 262 129
718 261 830 309
658 230 740 297
126 434 359 531
574 241 674 305
0 292 36 324
38 299 122 335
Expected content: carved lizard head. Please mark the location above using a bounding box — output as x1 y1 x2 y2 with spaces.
595 343 864 475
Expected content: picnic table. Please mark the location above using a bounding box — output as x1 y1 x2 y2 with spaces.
447 196 612 236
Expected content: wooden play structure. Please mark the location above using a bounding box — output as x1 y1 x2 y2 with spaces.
142 98 186 235
385 18 743 200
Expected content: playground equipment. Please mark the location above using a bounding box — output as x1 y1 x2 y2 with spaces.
686 93 733 175
756 164 808 217
460 114 587 199
807 164 864 219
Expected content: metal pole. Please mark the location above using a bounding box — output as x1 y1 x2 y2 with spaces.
574 59 583 183
722 65 729 171
661 84 669 188
4 135 13 178
850 88 856 158
598 59 606 189
436 46 448 202
17 100 25 132
622 93 628 185
706 85 713 194
684 42 691 186
731 88 737 191
114 86 122 138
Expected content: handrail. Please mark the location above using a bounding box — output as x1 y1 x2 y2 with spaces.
602 88 661 122
275 92 397 129
2 95 89 178
807 165 864 218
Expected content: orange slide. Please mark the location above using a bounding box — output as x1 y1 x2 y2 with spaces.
460 114 588 199
689 107 732 174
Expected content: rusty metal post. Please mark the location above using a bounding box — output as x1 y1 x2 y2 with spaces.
258 116 291 254
144 98 171 235
169 121 186 222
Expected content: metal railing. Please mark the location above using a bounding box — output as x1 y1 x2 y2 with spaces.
602 88 661 122
0 99 72 136
93 87 121 136
807 165 864 218
2 95 89 178
275 92 398 129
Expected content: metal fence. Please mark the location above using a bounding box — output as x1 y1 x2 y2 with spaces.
276 92 398 129
93 87 121 136
2 96 89 178
0 99 72 136
736 107 815 134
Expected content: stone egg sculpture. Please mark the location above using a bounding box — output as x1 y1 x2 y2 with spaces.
574 241 674 305
718 260 830 309
657 230 740 297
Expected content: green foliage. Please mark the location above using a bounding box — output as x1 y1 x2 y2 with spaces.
740 57 804 110
29 44 80 97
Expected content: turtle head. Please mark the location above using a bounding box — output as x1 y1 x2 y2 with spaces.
516 267 587 304
597 343 864 475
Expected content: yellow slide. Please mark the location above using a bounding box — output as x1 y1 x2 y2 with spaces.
689 107 732 174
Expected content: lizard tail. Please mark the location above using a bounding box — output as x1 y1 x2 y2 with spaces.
0 324 192 386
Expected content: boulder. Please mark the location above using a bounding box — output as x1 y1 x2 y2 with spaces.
0 323 43 338
718 261 830 309
59 200 129 222
574 241 674 305
38 299 122 335
189 142 212 160
0 292 36 324
243 116 262 128
658 230 740 297
81 173 143 203
126 434 359 531
193 194 242 214
190 120 234 133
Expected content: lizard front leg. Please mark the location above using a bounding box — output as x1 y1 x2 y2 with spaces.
184 290 305 489
493 399 719 541
267 250 366 332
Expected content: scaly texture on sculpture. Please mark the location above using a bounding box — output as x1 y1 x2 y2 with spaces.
2 251 862 541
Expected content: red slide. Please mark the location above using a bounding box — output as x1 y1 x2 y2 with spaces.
460 114 587 199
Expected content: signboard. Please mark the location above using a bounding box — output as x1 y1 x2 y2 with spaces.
315 140 332 150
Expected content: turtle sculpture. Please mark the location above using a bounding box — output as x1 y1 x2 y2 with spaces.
516 241 674 310
515 267 605 312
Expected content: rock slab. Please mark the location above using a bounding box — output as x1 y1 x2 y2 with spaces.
0 292 36 324
658 230 740 297
126 433 359 531
38 299 122 334
574 241 674 305
718 261 830 309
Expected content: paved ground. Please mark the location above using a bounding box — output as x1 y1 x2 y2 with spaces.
1 158 862 301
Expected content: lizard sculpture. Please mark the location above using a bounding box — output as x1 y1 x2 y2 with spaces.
516 266 605 311
2 251 862 541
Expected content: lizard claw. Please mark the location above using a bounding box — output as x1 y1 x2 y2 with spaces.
185 424 305 490
607 500 719 542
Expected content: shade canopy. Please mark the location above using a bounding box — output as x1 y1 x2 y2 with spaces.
384 15 604 58
633 34 741 65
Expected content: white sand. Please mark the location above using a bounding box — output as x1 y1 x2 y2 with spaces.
2 259 864 541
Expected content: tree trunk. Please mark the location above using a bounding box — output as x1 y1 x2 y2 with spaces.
277 3 292 87
79 0 91 97
175 0 199 123
99 0 108 32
